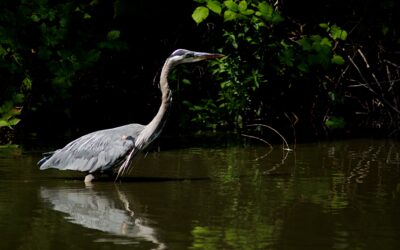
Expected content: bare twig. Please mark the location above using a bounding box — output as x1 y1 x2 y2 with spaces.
348 55 369 84
242 133 272 148
242 134 273 161
284 112 298 149
357 49 370 68
386 65 394 92
247 123 292 151
384 59 400 68
348 53 400 115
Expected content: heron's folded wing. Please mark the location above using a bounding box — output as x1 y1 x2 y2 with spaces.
39 124 144 173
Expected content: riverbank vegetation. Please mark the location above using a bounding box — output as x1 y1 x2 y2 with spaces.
1 0 400 145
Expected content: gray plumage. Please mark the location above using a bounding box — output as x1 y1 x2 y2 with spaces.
38 49 224 182
39 124 144 174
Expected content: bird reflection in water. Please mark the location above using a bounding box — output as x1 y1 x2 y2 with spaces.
40 185 165 249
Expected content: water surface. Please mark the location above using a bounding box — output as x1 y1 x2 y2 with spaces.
1 139 400 249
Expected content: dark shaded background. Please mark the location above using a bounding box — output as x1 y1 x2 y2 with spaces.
19 0 216 145
1 0 399 145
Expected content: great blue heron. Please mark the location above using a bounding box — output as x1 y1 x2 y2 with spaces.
38 49 224 182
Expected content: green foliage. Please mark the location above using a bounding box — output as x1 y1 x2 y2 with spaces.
193 0 283 24
30 2 125 90
0 95 23 129
186 55 264 130
189 0 348 131
0 92 23 143
325 116 346 129
0 0 128 143
192 6 210 24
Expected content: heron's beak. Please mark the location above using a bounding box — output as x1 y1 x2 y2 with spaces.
195 52 225 60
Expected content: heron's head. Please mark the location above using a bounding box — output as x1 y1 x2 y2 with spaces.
168 49 224 65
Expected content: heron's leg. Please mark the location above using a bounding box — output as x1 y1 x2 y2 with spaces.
84 174 96 183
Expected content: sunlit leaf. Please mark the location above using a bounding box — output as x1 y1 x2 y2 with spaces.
0 120 8 128
256 2 273 19
224 0 238 12
8 118 20 126
192 6 209 24
238 1 248 13
182 78 191 85
256 1 283 24
330 25 348 40
223 10 237 21
332 54 345 65
319 23 329 29
207 0 222 15
243 9 254 15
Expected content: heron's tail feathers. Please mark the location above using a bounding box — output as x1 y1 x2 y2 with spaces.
37 151 55 168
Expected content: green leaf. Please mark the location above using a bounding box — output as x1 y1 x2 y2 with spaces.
320 37 332 48
0 120 8 128
297 37 312 51
86 49 101 64
31 14 40 22
107 30 120 40
256 2 272 19
339 30 348 40
243 9 254 15
224 0 238 12
8 118 20 126
238 1 248 13
22 76 32 90
207 0 222 15
192 6 209 24
325 116 346 129
271 13 284 23
331 54 345 65
223 10 238 21
330 25 348 40
319 23 329 29
297 63 309 72
256 1 283 24
182 78 191 85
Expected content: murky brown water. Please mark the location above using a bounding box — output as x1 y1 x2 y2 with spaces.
1 139 400 249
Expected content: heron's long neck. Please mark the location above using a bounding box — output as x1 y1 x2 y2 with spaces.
158 59 173 111
137 59 173 147
151 59 173 125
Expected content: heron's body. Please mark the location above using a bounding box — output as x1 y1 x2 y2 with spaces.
39 123 145 174
38 49 223 182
